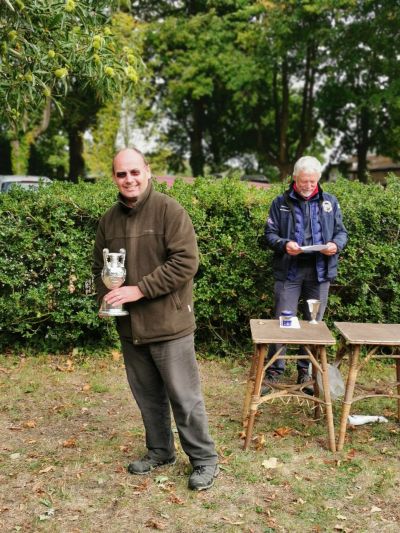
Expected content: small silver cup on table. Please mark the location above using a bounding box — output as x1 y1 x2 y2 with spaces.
307 299 321 324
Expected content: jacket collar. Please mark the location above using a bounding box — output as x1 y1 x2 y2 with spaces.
117 179 153 214
287 181 323 203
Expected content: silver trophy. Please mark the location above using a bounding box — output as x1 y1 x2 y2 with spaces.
99 248 129 318
307 299 321 324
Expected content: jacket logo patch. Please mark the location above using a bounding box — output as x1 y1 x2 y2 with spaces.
322 201 332 213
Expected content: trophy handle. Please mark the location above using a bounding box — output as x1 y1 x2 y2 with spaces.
103 248 109 265
118 248 126 267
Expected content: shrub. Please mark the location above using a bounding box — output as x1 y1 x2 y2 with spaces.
0 175 399 354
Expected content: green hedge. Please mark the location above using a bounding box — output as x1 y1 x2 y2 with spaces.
1 176 399 354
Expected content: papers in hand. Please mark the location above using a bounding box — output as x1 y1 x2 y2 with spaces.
279 316 300 328
300 244 329 252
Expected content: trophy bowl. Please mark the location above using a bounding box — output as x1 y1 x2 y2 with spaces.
307 299 320 324
99 248 129 318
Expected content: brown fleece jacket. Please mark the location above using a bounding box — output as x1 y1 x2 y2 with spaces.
92 181 199 344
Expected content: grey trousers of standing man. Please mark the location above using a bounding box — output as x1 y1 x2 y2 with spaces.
120 333 218 467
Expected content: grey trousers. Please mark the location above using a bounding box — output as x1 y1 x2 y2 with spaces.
121 333 218 467
267 264 330 374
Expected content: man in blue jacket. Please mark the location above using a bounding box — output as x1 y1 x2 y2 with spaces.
262 156 348 394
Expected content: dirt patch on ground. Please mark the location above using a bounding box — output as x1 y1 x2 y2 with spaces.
1 354 399 532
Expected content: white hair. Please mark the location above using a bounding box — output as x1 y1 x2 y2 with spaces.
293 156 322 177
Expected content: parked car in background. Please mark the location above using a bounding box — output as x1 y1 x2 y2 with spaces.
0 175 52 193
240 174 270 189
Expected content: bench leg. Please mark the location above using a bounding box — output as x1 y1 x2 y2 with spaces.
337 345 360 451
319 346 336 452
242 347 258 424
243 344 266 450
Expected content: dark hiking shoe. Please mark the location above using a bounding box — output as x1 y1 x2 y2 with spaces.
261 372 282 396
127 455 176 475
188 464 219 491
297 371 313 396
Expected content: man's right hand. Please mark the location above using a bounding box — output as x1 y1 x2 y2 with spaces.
285 241 303 255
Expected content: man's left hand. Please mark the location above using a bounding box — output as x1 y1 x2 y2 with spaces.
321 242 338 256
104 285 144 306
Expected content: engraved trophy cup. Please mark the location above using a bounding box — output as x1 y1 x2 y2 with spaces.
99 248 129 318
307 299 321 324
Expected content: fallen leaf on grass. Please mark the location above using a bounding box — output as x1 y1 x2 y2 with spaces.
62 437 77 448
273 426 292 437
112 350 122 361
370 506 382 513
323 458 341 467
145 518 166 530
337 514 347 520
253 433 266 450
39 466 55 474
155 476 169 485
8 425 23 431
168 493 185 505
238 430 246 439
346 449 356 459
131 479 151 493
23 420 37 428
221 517 245 525
262 457 280 469
81 383 91 392
55 358 74 372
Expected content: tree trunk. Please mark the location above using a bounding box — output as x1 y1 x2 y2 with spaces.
189 100 205 176
277 162 293 182
10 138 29 174
296 42 316 159
68 130 85 182
10 97 52 175
356 107 369 183
0 137 12 174
278 57 289 177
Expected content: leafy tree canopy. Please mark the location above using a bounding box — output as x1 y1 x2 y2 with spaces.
0 0 142 133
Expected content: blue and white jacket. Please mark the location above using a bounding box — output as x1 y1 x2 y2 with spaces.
264 183 348 282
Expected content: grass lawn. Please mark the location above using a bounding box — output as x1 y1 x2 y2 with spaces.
0 352 399 532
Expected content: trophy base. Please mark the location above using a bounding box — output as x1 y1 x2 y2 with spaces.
309 319 319 324
99 302 129 318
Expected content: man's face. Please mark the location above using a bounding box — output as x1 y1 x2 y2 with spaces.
112 149 151 204
294 170 320 198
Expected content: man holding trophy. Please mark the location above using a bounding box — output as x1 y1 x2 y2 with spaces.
262 156 348 395
92 148 218 491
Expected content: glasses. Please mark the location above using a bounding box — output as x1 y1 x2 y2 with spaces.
115 170 141 179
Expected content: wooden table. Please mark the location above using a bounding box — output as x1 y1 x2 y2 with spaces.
243 319 337 452
334 322 400 451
